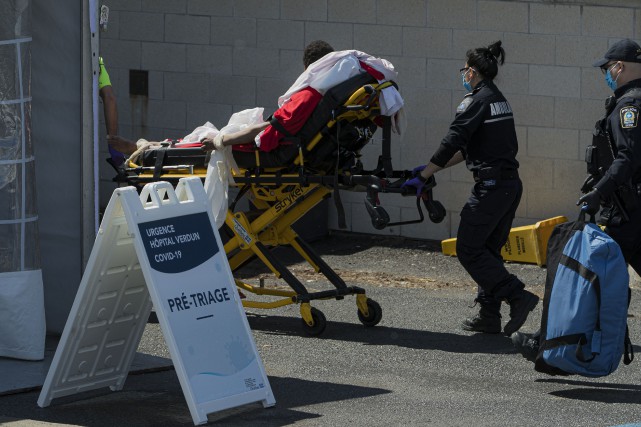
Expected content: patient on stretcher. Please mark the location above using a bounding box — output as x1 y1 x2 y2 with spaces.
200 43 403 169
107 41 331 166
110 41 403 171
200 85 321 168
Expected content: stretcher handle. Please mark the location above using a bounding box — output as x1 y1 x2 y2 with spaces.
386 197 425 227
379 175 446 225
139 181 180 207
382 175 435 197
396 175 437 196
126 165 195 174
345 85 377 112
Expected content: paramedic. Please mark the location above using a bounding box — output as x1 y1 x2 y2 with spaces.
201 40 335 167
512 38 641 360
403 41 539 336
98 57 128 166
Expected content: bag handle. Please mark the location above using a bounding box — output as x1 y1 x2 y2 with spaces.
624 288 634 365
578 208 596 225
623 325 634 365
541 333 597 363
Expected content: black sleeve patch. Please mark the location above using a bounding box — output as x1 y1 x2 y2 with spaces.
620 106 639 129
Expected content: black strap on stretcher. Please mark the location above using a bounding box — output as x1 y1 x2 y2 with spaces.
153 148 167 179
381 116 394 177
333 180 347 229
269 116 302 146
331 117 347 229
268 116 291 137
271 114 348 228
269 115 309 165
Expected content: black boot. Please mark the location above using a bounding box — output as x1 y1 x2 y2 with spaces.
503 290 539 336
461 308 501 334
510 331 540 362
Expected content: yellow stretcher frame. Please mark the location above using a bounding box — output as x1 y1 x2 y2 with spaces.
118 76 445 335
222 182 378 335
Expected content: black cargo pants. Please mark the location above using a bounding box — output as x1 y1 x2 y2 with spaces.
456 176 524 317
605 206 641 278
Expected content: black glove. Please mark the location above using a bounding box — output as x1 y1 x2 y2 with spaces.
580 175 598 194
577 189 602 215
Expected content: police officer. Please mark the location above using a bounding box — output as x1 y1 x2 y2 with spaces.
404 41 538 336
512 39 641 360
579 38 641 263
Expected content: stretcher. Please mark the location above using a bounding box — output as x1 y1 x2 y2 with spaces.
113 73 445 335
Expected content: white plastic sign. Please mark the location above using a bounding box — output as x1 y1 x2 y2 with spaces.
38 178 274 425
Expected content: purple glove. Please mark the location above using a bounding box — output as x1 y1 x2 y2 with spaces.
402 175 428 197
412 164 427 177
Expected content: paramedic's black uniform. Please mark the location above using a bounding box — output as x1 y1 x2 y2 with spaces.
431 79 524 317
595 78 641 274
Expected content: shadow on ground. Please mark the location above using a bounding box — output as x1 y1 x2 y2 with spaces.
232 231 441 278
247 313 514 355
212 375 391 426
536 378 641 405
0 372 390 427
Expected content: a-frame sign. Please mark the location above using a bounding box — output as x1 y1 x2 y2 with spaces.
38 178 275 425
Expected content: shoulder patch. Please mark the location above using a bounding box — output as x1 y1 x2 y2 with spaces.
456 97 473 113
620 106 639 129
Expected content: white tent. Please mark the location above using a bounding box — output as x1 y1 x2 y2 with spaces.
0 0 45 361
0 0 99 365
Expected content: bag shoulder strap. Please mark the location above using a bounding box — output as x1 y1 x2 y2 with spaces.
540 252 602 363
541 333 596 363
624 325 634 365
624 287 634 365
560 253 602 331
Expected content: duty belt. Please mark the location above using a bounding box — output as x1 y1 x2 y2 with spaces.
473 169 519 182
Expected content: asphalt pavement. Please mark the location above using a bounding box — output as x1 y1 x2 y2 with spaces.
1 232 640 426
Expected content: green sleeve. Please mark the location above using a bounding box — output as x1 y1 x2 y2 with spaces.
98 57 112 90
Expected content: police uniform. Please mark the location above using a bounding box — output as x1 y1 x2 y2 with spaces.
593 78 641 272
510 41 641 358
511 83 641 358
431 79 525 320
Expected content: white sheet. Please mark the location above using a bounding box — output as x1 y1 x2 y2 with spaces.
278 50 405 134
203 108 263 229
0 270 46 360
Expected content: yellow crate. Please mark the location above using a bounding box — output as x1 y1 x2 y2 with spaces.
441 216 568 266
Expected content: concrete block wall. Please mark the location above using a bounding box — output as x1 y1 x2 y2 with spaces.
99 0 641 241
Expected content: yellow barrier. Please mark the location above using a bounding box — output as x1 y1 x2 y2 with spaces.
441 216 568 266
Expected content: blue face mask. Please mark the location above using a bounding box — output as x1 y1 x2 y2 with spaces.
605 64 619 91
462 70 473 92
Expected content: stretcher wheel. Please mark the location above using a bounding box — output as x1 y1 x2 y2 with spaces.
302 307 327 336
357 298 382 327
428 201 446 224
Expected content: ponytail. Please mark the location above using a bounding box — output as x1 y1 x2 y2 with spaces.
466 40 505 80
487 41 505 65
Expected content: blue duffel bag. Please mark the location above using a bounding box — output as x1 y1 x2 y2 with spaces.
535 212 634 377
